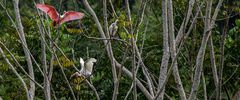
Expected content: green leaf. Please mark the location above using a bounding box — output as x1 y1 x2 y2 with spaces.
0 85 6 95
235 19 240 27
119 32 127 39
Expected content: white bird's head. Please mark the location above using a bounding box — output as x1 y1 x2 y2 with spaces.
88 58 97 63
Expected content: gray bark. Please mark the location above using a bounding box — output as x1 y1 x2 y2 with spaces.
188 0 223 99
38 21 51 100
0 47 30 99
208 36 219 96
167 0 186 99
176 0 195 45
157 0 170 99
13 0 35 99
219 12 229 100
82 0 153 99
102 0 119 99
125 0 137 99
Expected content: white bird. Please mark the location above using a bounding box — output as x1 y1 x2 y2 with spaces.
70 57 97 78
109 19 119 37
80 57 97 77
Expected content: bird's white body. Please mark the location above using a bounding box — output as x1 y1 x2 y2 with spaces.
109 19 119 37
79 58 97 77
70 58 97 79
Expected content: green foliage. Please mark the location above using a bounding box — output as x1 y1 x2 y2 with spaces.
52 56 74 67
0 76 27 99
235 19 240 27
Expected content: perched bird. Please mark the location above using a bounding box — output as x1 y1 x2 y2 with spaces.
80 57 97 77
70 58 97 78
109 19 119 37
36 4 84 27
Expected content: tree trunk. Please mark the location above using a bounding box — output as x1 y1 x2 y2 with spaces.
188 0 223 99
157 0 170 99
13 0 35 99
167 0 187 99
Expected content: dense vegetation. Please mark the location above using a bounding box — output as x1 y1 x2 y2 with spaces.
0 0 240 100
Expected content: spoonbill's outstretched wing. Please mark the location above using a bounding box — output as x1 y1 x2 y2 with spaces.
60 11 84 25
36 4 60 22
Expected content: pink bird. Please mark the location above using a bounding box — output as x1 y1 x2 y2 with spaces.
36 4 84 26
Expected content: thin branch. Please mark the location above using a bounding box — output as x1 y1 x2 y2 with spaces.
188 0 223 99
0 1 44 77
157 0 170 99
12 0 35 99
175 0 196 45
202 71 207 100
54 53 77 100
85 80 100 100
0 47 30 99
125 0 137 99
82 33 130 45
0 41 43 89
219 12 229 100
167 0 186 99
138 20 155 96
132 1 155 96
36 13 51 99
102 0 119 99
82 0 153 99
124 83 133 100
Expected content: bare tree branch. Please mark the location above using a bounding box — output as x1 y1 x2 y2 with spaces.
219 11 229 100
157 0 170 99
81 0 153 99
102 0 119 99
125 0 137 99
85 80 100 100
0 41 43 89
202 71 208 100
167 0 186 99
13 0 35 99
175 0 196 45
0 47 30 99
54 53 77 100
188 0 223 99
